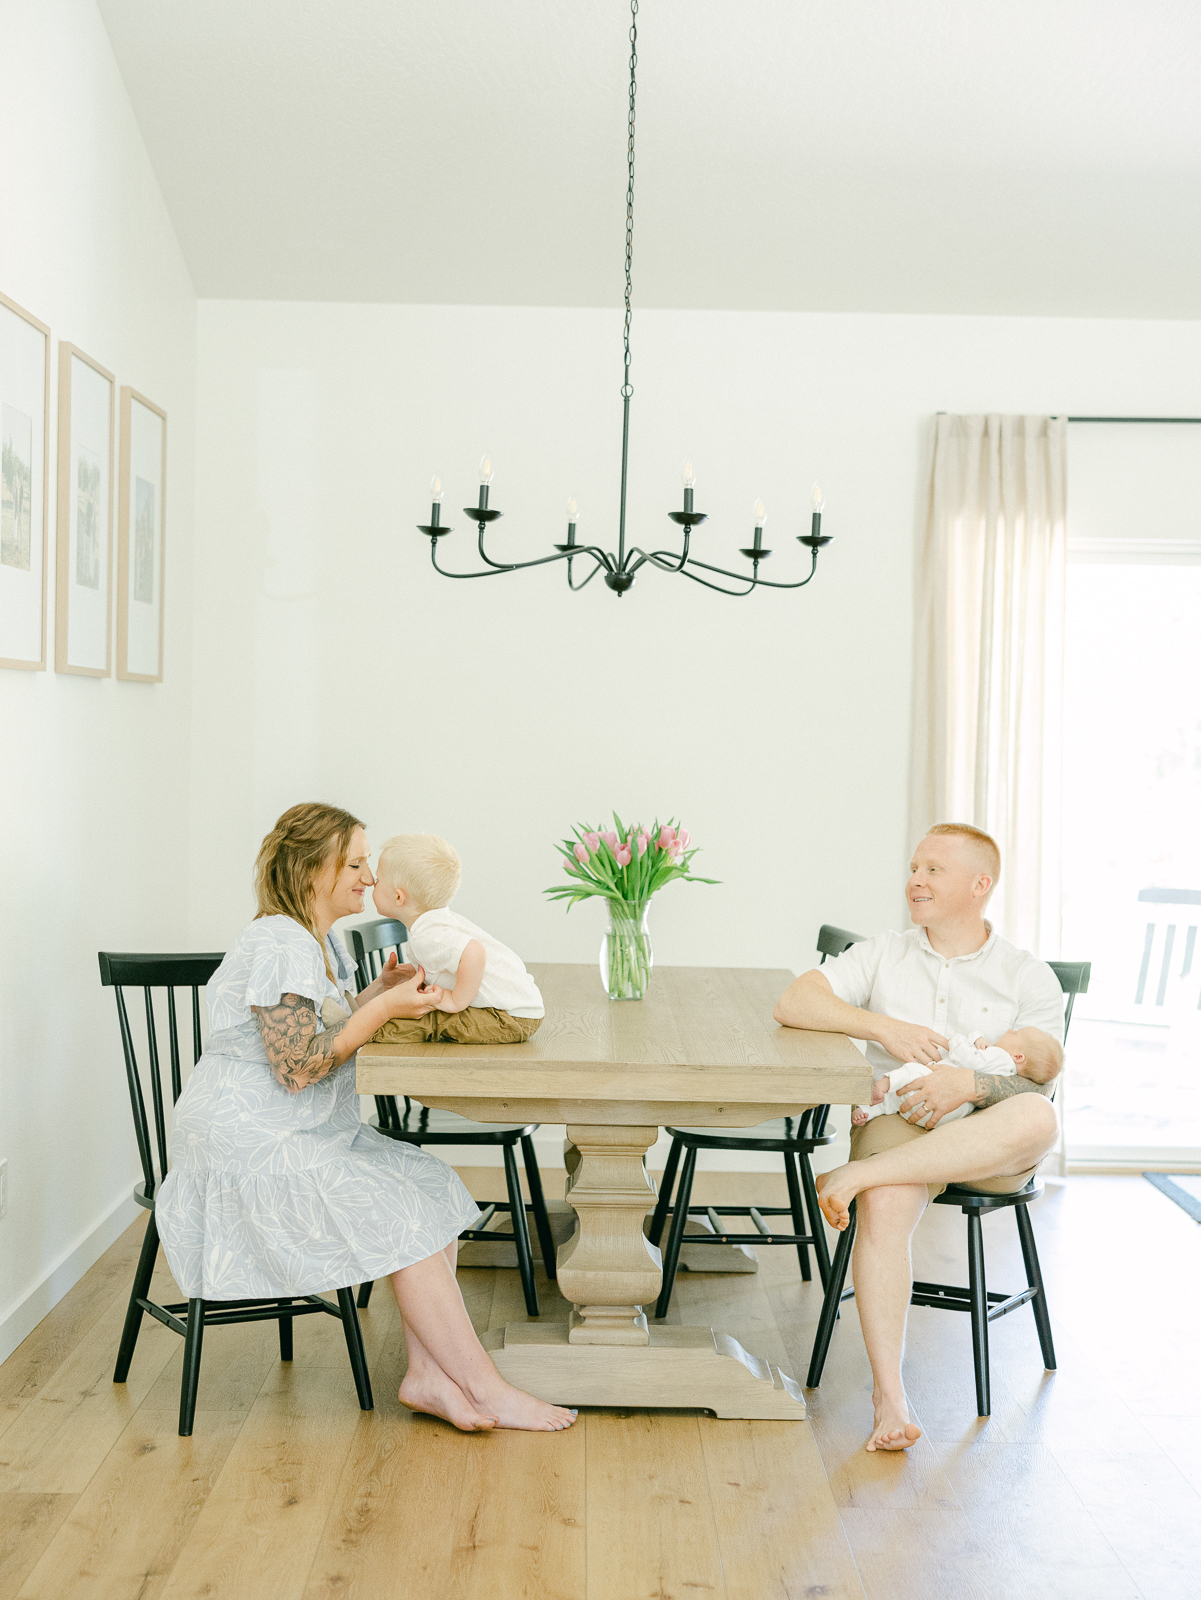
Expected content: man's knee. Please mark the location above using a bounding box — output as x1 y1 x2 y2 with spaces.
856 1182 926 1237
1011 1092 1059 1153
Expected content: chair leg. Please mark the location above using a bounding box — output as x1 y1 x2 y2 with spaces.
648 1138 682 1247
1015 1201 1057 1371
277 1300 293 1361
783 1151 812 1281
654 1146 697 1320
966 1210 991 1417
806 1200 857 1388
178 1299 205 1437
521 1134 558 1281
114 1210 160 1383
504 1140 540 1317
799 1150 832 1291
356 1280 375 1309
336 1287 374 1411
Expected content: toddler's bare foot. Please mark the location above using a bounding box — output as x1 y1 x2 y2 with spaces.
816 1164 861 1230
399 1368 497 1431
866 1395 922 1452
468 1378 578 1431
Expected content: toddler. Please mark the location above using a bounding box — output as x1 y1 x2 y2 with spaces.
852 1026 1063 1129
369 833 544 1045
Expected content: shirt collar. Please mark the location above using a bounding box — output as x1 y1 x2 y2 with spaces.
918 922 996 964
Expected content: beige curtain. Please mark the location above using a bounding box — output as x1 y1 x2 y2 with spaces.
909 414 1067 957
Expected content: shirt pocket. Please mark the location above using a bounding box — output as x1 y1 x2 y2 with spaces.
971 999 1016 1043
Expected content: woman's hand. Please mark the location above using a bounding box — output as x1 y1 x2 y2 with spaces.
356 950 419 1006
384 967 446 1019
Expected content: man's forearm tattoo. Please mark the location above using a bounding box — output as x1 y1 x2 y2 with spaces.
972 1072 1043 1108
254 993 348 1092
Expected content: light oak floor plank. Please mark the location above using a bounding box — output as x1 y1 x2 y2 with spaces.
585 1412 725 1600
0 1493 78 1597
14 1410 243 1600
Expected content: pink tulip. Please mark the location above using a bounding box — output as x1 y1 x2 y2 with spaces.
636 832 648 857
678 829 691 850
583 831 601 851
573 842 590 865
614 843 633 866
601 830 619 849
657 825 677 850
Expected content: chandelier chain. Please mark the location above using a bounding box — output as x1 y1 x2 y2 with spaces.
622 0 638 401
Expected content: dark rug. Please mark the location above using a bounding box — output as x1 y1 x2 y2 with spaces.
1143 1172 1201 1223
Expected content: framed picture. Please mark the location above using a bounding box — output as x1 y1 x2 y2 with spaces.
0 290 50 670
55 343 115 676
117 388 166 682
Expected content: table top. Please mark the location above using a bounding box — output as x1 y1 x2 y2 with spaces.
357 963 871 1119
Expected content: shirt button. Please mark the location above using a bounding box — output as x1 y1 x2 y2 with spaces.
944 963 950 969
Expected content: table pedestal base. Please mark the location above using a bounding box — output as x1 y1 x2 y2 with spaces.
482 1323 807 1420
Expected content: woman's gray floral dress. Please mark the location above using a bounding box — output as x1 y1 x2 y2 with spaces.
155 915 480 1299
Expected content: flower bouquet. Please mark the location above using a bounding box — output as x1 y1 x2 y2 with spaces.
545 815 718 1000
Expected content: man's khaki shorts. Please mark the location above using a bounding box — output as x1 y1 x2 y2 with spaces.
848 1112 1039 1204
371 1008 542 1046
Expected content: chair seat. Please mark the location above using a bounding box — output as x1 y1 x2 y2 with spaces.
665 1117 837 1153
934 1178 1043 1210
371 1106 538 1143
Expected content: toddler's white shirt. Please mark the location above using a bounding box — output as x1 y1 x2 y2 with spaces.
406 909 544 1019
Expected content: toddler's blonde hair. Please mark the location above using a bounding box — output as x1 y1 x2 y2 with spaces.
377 832 462 911
1012 1026 1064 1086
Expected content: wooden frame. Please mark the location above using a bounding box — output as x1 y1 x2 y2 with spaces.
55 343 115 676
116 387 167 682
0 289 51 670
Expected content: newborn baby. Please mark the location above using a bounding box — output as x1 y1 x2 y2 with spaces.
851 1027 1063 1129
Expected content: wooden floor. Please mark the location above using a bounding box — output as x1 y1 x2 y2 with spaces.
1 1170 1199 1600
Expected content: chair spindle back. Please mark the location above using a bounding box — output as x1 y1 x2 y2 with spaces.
98 952 224 1199
343 920 410 1130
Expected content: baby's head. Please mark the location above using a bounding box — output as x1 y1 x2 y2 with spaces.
373 832 462 922
993 1026 1064 1086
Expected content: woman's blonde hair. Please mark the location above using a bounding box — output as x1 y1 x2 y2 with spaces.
254 802 364 978
376 833 462 911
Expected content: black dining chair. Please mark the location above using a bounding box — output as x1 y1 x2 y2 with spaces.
343 919 558 1319
805 949 1091 1417
99 951 374 1437
647 924 861 1319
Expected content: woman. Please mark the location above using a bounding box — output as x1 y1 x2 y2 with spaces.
157 802 575 1432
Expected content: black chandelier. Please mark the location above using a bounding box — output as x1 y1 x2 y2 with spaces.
417 0 834 598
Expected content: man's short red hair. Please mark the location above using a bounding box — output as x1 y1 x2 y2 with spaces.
924 822 1001 885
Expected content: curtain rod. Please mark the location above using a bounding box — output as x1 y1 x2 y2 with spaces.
936 412 1201 423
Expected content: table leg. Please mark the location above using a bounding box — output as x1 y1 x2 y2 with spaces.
483 1122 806 1419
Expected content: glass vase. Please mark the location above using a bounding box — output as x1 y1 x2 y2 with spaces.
600 901 653 1000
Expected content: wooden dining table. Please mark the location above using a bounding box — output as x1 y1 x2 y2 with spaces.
358 962 871 1419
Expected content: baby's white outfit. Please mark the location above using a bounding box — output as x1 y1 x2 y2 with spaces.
859 1032 1016 1127
405 908 544 1018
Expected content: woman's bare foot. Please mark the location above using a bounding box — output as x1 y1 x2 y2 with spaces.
466 1377 578 1431
866 1394 922 1452
399 1367 498 1431
816 1164 862 1230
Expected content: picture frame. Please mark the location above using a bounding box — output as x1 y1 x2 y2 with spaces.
0 290 51 671
55 343 115 677
116 387 166 682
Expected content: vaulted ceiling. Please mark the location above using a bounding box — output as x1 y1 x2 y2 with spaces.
97 0 1201 316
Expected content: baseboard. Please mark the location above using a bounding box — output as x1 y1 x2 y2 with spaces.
0 1188 142 1367
1068 1158 1201 1175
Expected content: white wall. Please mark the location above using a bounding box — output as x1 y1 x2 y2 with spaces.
0 0 196 1359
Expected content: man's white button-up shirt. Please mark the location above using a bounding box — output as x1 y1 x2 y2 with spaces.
819 925 1064 1080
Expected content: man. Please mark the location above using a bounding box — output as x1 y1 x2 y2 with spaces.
773 824 1061 1453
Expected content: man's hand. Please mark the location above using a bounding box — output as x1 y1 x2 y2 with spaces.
896 1066 975 1127
873 1018 949 1067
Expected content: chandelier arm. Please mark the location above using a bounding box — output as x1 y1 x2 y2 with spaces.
475 522 613 573
430 542 608 581
672 564 758 597
567 557 606 592
684 550 821 590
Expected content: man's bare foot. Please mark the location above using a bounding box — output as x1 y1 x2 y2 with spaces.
467 1378 578 1431
816 1164 861 1230
399 1367 498 1431
866 1395 922 1452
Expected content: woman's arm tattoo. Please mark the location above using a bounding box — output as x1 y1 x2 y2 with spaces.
253 994 348 1092
972 1072 1044 1108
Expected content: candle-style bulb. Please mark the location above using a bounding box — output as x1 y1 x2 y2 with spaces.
812 481 825 512
754 498 767 528
681 458 697 489
430 474 444 503
566 496 579 523
479 454 495 486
